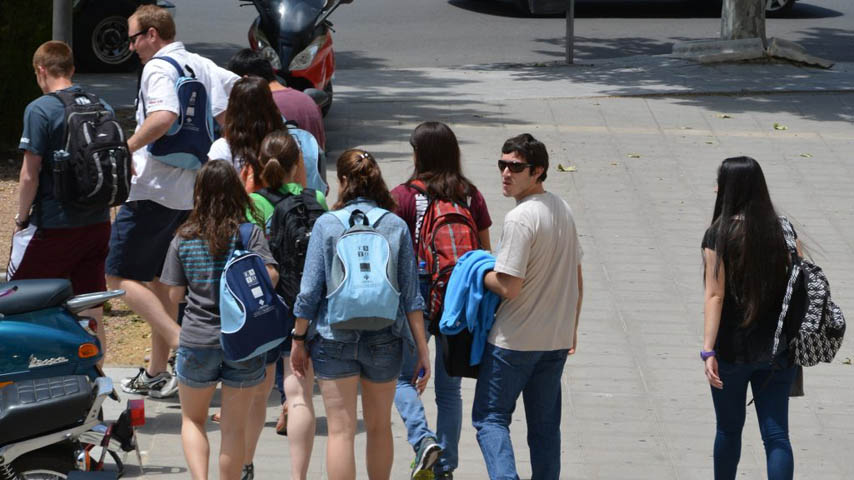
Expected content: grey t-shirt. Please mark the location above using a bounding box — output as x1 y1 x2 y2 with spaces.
160 225 277 348
18 85 112 228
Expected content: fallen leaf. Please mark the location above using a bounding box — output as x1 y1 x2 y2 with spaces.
610 162 619 166
715 114 732 119
557 164 577 172
680 126 693 130
627 153 641 158
705 141 715 145
774 123 788 131
800 153 813 158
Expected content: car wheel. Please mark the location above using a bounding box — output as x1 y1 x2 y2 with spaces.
513 0 533 15
74 0 139 72
766 0 796 17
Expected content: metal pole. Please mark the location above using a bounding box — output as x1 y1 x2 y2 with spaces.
565 0 575 64
52 0 73 46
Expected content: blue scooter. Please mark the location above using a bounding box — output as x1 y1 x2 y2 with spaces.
0 279 144 479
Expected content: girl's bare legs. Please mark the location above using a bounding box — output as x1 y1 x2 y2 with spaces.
219 385 256 479
178 383 217 480
361 379 396 480
244 363 276 466
283 355 317 480
318 376 359 480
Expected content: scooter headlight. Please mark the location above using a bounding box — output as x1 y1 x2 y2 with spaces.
289 33 327 71
262 46 282 71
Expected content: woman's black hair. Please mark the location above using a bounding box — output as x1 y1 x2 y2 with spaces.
407 121 474 204
226 48 276 83
708 156 789 327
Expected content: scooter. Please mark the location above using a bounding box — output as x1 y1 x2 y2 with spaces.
243 0 353 116
0 279 144 478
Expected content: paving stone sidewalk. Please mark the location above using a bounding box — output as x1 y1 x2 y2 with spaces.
100 56 854 479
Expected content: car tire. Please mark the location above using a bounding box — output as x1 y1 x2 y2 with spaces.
765 0 796 17
513 0 533 15
74 0 140 72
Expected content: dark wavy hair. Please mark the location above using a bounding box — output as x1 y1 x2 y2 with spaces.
258 129 301 191
333 149 396 211
407 121 474 204
177 160 263 258
226 48 276 82
708 156 789 327
223 76 284 186
501 133 549 183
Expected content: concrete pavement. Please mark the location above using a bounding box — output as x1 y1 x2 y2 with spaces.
100 55 854 479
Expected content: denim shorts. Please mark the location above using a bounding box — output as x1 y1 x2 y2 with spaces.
309 328 403 383
265 342 282 365
175 346 266 389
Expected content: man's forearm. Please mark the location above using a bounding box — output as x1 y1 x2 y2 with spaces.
127 110 177 153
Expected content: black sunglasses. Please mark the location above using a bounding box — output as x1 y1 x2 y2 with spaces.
126 28 150 44
498 160 534 173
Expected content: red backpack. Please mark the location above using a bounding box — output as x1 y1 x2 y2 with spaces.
408 180 482 331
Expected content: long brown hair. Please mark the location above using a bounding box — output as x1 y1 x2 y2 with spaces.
333 149 396 211
177 160 263 257
258 129 301 191
408 121 474 204
223 76 284 185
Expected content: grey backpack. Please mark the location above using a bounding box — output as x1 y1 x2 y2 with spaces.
772 218 846 366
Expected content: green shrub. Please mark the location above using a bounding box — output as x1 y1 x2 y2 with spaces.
0 1 52 155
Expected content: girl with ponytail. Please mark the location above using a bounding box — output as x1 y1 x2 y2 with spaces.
290 149 431 480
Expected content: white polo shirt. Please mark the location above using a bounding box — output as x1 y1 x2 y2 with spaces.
129 42 236 210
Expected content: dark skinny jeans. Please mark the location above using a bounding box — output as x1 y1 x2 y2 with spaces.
711 359 797 480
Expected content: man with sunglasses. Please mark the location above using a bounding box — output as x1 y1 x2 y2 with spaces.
475 133 584 479
107 4 237 398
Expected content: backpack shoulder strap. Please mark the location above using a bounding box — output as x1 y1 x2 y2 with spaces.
153 56 185 78
366 207 389 227
258 188 287 207
329 209 352 229
237 223 254 251
779 217 798 254
407 180 428 197
300 189 325 211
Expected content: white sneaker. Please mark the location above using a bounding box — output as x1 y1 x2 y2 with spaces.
121 368 172 396
149 372 179 399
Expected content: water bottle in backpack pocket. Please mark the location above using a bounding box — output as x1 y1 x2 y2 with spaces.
326 208 400 330
145 56 215 170
220 224 291 362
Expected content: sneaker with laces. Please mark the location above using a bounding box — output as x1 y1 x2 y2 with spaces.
120 368 172 395
149 372 178 398
411 436 442 480
241 463 254 480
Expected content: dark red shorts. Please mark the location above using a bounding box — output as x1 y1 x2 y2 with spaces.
7 222 110 295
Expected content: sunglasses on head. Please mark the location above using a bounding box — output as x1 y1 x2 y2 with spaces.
498 160 534 173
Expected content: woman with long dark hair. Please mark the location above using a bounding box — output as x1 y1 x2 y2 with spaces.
159 160 278 480
290 149 431 480
702 156 801 480
207 75 285 192
390 121 492 478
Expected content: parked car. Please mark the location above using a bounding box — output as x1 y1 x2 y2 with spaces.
513 0 797 17
72 0 175 72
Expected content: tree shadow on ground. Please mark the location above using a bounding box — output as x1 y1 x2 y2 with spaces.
184 42 247 67
325 50 522 163
449 0 841 19
791 27 854 63
533 35 695 59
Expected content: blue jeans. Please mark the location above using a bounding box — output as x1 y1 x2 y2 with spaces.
711 359 796 480
394 320 463 474
472 343 568 480
308 328 403 382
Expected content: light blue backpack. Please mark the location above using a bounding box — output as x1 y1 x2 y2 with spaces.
326 208 400 330
282 121 327 193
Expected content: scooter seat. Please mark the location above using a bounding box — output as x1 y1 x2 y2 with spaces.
0 375 93 446
0 279 74 316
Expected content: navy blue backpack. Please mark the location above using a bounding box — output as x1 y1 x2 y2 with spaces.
144 56 215 170
219 224 291 361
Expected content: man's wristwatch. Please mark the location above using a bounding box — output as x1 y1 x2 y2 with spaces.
291 328 308 342
700 350 716 361
14 214 28 229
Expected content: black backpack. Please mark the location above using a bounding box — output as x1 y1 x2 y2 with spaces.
257 188 326 307
51 90 131 209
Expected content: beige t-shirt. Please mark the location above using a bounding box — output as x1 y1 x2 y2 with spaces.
489 191 583 351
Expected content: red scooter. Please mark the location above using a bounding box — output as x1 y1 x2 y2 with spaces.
244 0 352 116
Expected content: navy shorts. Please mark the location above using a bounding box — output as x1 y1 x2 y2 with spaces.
309 328 403 383
105 200 189 282
175 346 266 389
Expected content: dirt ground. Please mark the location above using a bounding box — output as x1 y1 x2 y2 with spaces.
2 108 149 367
